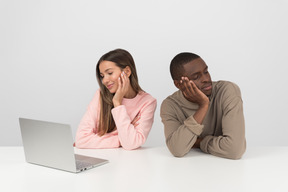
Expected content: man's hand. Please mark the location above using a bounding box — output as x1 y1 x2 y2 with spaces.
179 77 209 107
178 77 209 124
192 138 203 148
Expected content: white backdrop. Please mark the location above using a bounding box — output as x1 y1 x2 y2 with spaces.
1 0 287 147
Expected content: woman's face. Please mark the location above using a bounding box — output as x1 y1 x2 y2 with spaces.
99 61 122 93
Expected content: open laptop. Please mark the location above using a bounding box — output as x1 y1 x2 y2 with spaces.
19 118 108 173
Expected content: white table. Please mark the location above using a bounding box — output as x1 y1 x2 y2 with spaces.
1 146 288 192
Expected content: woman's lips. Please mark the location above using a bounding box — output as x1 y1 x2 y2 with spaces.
107 84 114 89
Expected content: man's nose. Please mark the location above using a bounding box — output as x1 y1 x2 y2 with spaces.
201 73 210 82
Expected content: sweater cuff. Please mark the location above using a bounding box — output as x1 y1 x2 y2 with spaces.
200 135 213 153
111 105 125 116
184 115 204 136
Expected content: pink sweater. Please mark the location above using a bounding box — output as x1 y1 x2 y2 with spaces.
75 89 157 150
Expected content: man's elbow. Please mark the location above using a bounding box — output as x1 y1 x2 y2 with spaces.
170 150 187 158
225 150 244 160
224 142 246 160
166 141 189 157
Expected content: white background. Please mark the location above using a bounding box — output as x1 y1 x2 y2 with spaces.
1 0 287 147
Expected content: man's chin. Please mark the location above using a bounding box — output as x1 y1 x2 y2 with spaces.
203 89 212 96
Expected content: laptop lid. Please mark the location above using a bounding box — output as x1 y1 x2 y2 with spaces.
19 118 79 173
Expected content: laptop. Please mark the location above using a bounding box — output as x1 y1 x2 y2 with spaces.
19 118 108 173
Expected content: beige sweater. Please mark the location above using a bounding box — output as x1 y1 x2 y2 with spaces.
160 81 246 159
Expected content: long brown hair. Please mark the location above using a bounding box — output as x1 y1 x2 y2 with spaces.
96 49 143 136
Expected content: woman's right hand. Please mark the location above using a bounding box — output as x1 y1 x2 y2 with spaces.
113 72 130 107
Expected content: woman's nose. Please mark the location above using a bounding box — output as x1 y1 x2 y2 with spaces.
102 76 109 84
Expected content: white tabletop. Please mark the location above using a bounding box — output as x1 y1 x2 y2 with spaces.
1 146 288 192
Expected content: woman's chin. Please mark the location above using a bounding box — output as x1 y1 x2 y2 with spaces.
108 89 117 94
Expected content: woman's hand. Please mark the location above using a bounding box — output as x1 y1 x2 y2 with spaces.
113 71 130 107
131 112 141 128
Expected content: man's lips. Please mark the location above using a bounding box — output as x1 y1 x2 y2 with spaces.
202 84 212 91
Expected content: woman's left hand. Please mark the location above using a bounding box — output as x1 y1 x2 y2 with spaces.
113 71 130 107
131 112 141 128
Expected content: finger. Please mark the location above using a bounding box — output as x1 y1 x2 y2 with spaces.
178 81 185 92
180 78 187 89
131 114 141 124
117 76 122 91
134 122 139 128
135 115 141 121
182 77 195 95
123 71 130 85
189 80 200 93
121 72 127 88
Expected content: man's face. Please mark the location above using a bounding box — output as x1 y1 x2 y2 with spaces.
181 58 212 96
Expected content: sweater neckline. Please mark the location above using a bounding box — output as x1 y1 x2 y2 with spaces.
122 91 144 104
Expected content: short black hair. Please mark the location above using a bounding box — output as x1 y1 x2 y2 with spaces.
170 52 200 80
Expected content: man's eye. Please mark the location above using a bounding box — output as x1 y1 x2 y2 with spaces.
192 75 198 80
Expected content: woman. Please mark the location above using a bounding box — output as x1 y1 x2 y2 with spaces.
75 49 157 150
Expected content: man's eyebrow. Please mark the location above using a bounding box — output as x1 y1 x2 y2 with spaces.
191 71 201 76
191 66 208 75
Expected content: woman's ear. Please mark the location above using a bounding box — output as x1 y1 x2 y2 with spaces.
124 66 132 77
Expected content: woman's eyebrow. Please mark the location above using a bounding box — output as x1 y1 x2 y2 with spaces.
100 68 113 74
104 68 113 72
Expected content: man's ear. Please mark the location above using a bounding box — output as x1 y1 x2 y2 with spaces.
174 80 181 89
124 66 131 77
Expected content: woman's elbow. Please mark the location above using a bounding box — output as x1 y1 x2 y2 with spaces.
74 141 86 149
121 142 140 150
120 137 145 150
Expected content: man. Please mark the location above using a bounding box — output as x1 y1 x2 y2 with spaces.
160 52 246 159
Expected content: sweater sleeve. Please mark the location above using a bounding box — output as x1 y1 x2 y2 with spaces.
160 99 204 157
200 84 246 159
111 98 157 150
75 91 120 149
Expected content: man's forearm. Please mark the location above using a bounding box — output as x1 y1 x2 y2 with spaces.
193 104 209 124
